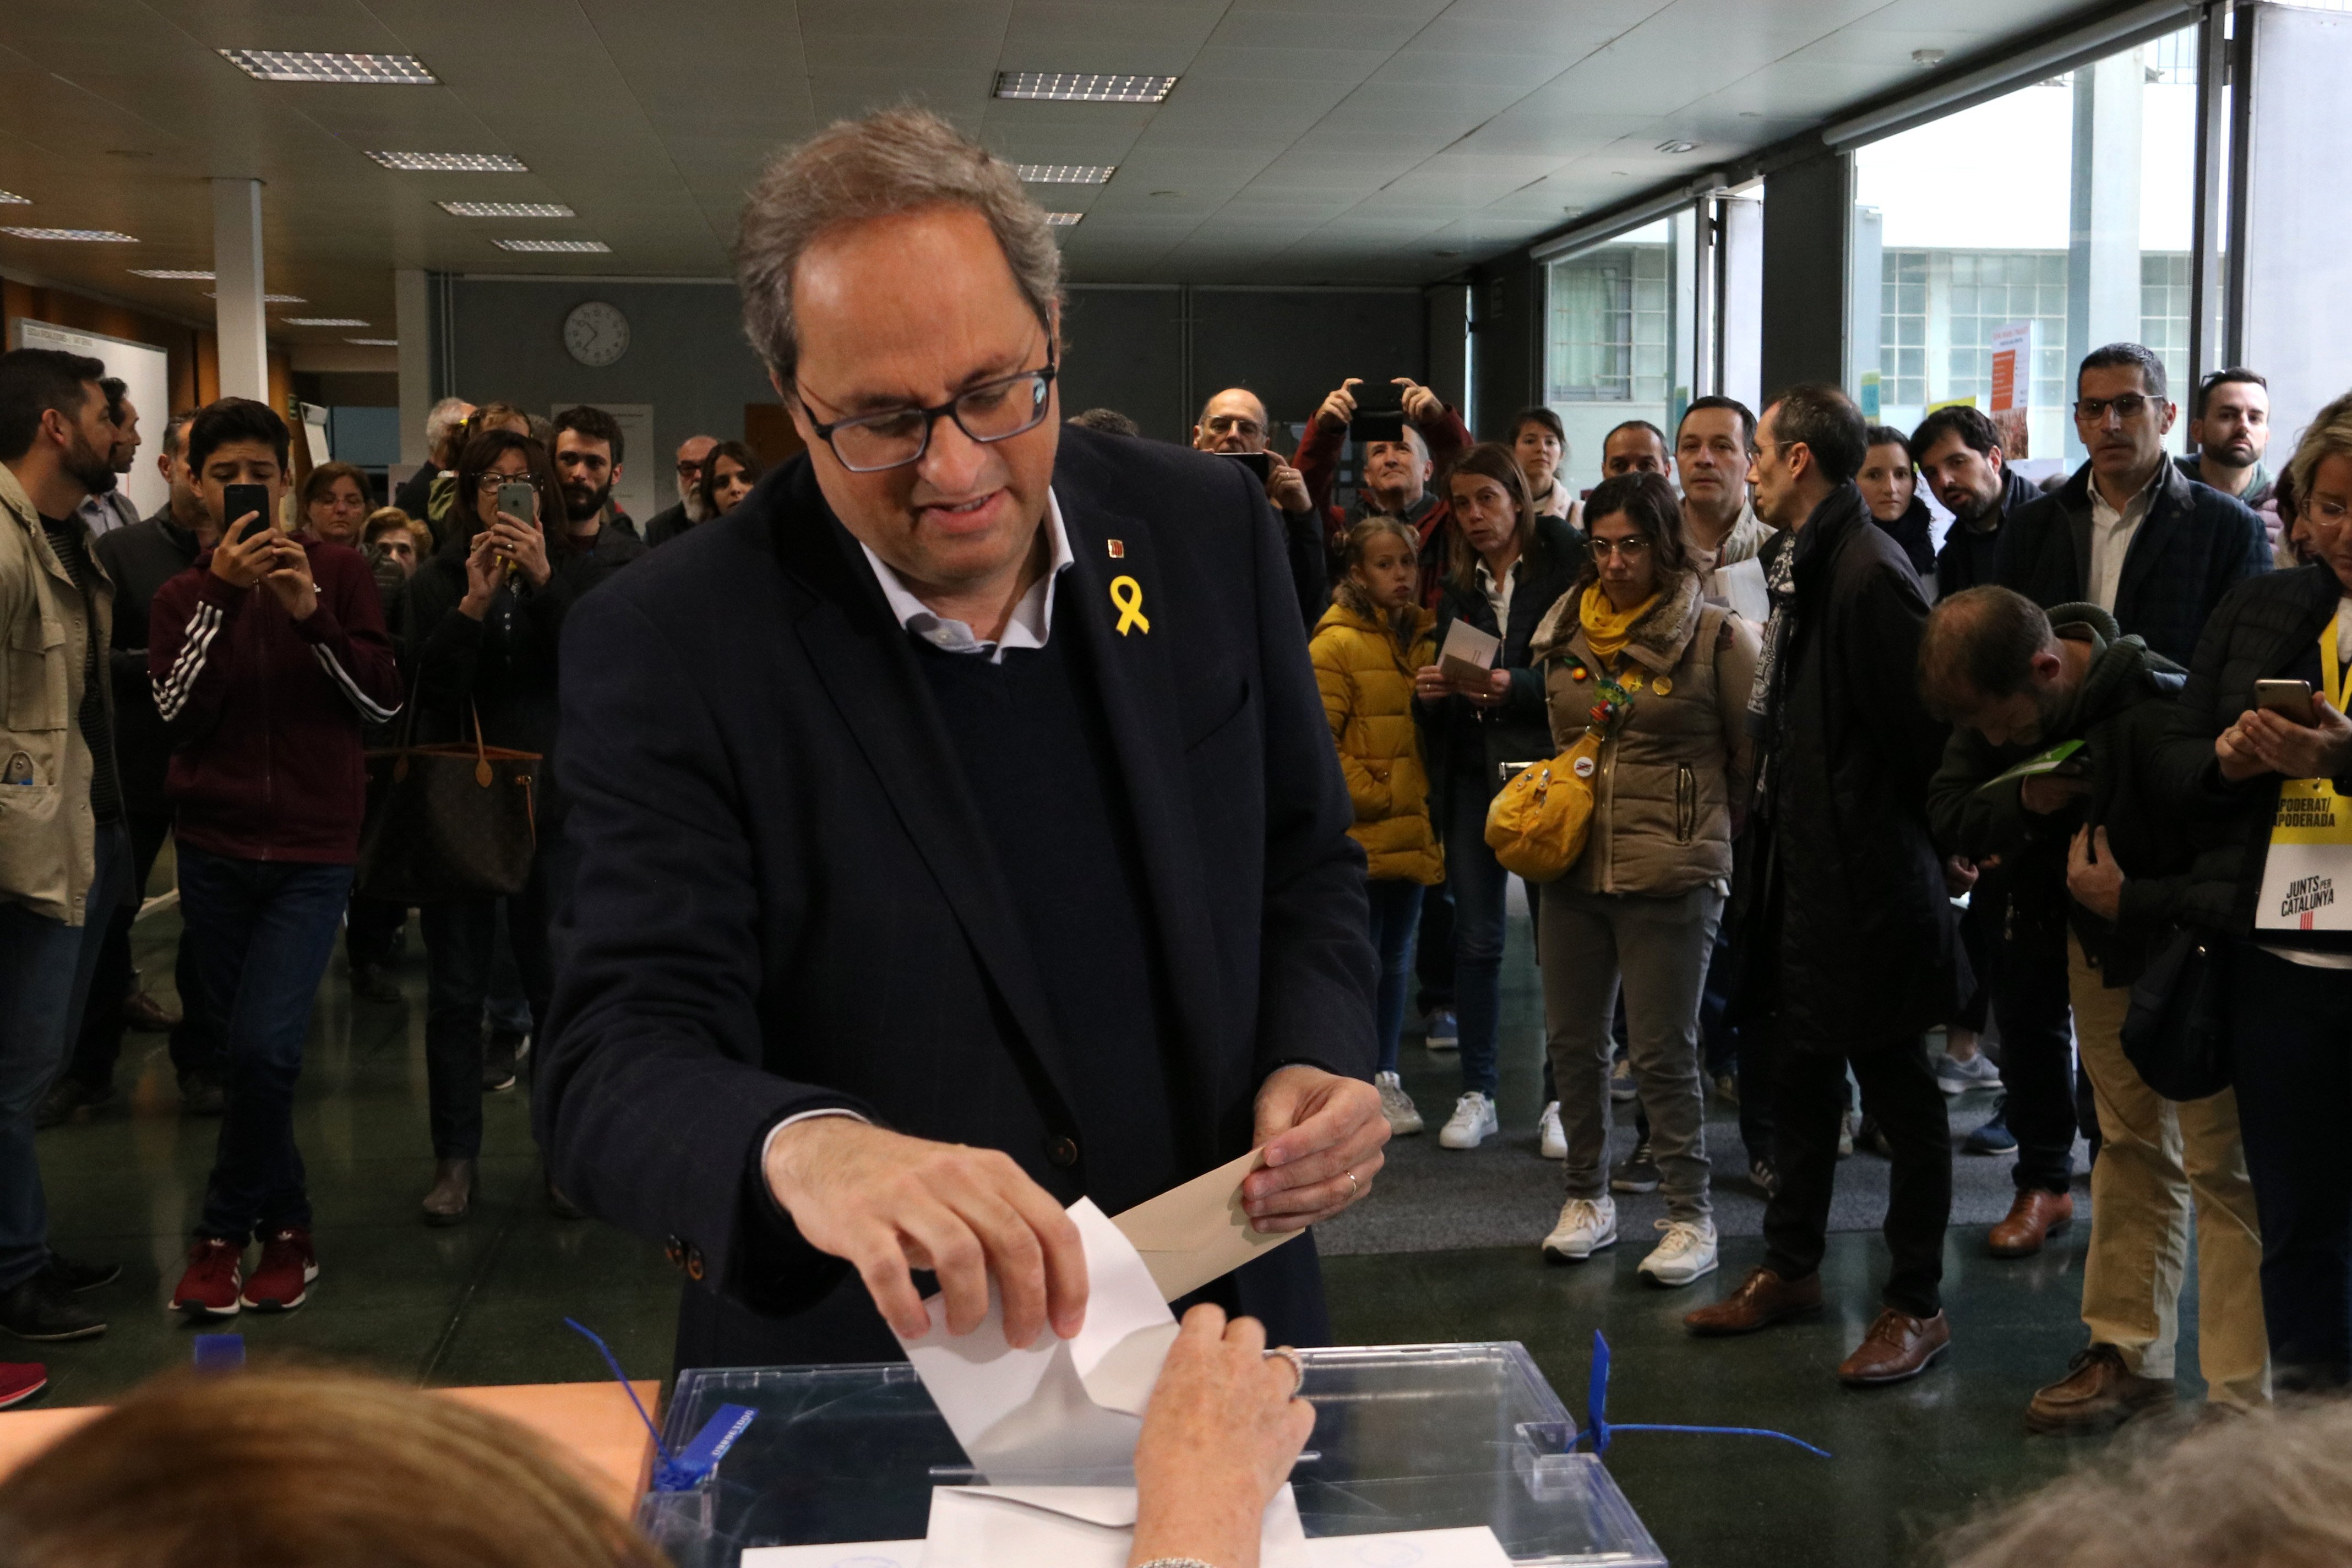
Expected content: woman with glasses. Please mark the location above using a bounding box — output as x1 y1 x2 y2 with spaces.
1527 472 1758 1284
698 441 764 518
400 429 645 1225
1413 442 1585 1152
2146 391 2352 1390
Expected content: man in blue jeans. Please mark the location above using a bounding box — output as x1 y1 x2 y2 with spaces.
146 399 401 1319
0 349 140 1384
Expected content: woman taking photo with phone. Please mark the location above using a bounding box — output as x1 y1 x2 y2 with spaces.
2148 391 2352 1390
399 428 643 1224
1525 471 1758 1284
1415 443 1583 1151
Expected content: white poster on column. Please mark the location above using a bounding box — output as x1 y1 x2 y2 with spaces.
549 402 655 526
11 319 173 518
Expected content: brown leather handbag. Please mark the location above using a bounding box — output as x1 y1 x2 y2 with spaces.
356 706 541 905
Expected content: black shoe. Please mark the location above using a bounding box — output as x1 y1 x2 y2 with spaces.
40 1254 121 1293
483 1031 526 1093
34 1078 111 1131
1610 1141 1662 1194
1966 1094 2018 1155
547 1179 585 1221
178 1070 226 1118
350 962 402 1004
0 1273 106 1342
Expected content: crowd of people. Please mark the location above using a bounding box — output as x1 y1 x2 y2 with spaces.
0 111 2347 1568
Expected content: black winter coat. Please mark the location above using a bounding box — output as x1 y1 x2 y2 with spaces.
2147 562 2352 955
1934 467 2040 601
1743 484 1969 1048
90 510 202 817
1423 512 1586 831
1872 494 1936 581
1997 458 2269 667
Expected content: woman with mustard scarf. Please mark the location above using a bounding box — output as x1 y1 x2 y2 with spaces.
1525 471 1761 1288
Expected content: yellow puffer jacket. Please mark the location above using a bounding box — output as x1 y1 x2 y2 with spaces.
1311 588 1443 885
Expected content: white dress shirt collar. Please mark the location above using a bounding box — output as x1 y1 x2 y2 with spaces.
859 491 1076 664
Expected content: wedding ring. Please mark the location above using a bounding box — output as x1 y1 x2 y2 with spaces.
1345 1170 1360 1200
1264 1346 1305 1397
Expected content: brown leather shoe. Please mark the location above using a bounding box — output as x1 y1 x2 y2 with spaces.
2024 1344 2175 1434
1837 1308 1951 1386
1683 1267 1823 1336
1988 1189 2075 1258
420 1158 476 1227
122 988 181 1032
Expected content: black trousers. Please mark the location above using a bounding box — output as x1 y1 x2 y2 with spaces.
1998 899 2078 1194
1414 873 1455 1015
1762 1031 1952 1318
66 810 221 1091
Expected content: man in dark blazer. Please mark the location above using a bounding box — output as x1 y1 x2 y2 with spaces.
535 107 1386 1373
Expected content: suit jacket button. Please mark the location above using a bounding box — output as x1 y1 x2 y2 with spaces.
685 1245 706 1282
1047 1136 1080 1169
664 1237 685 1271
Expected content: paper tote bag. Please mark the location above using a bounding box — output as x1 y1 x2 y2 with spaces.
356 709 541 906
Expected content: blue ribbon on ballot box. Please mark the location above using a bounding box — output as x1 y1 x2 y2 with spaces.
565 1317 757 1491
1581 1330 1831 1459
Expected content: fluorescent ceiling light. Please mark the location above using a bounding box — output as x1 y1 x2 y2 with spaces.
1016 164 1115 184
219 49 436 85
366 150 528 172
132 268 214 280
1044 212 1084 227
346 337 398 346
1654 139 1699 154
282 317 369 326
0 190 27 205
1 226 137 242
205 291 307 303
437 200 574 217
994 73 1175 103
492 238 609 253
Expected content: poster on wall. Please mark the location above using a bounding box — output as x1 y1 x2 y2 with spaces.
11 319 172 517
549 402 656 526
1988 321 2034 460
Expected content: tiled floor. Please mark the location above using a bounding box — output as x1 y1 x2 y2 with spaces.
25 897 2178 1566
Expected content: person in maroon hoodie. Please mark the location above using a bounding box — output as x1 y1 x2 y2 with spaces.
146 399 402 1320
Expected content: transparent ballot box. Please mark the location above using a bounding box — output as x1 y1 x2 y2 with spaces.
637 1341 1665 1566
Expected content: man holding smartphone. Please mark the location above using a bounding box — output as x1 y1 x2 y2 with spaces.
1193 388 1323 625
1293 375 1469 612
147 398 402 1322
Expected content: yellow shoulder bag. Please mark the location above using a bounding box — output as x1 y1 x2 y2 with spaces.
1484 729 1602 883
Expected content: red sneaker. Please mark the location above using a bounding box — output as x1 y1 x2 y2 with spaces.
241 1228 317 1313
0 1362 46 1409
170 1238 244 1319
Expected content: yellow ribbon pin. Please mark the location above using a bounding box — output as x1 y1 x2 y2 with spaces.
1109 574 1151 636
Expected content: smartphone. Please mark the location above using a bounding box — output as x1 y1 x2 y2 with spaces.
1348 379 1407 445
222 483 271 540
494 481 538 527
1217 450 1273 482
2255 678 2317 725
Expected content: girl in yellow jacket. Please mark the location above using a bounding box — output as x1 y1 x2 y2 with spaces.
1311 518 1443 1136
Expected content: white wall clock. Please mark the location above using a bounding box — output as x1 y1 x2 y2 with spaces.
563 300 630 367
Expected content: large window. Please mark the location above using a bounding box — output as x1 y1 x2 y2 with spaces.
1540 210 1695 490
1853 23 2199 468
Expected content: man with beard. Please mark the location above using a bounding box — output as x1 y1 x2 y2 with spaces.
1193 387 1324 625
551 406 641 549
0 349 139 1357
1922 586 2267 1430
641 434 719 548
74 379 143 538
2180 369 2274 509
1913 405 2040 600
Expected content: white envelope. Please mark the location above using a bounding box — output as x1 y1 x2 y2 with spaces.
918 1482 1307 1568
896 1198 1180 1474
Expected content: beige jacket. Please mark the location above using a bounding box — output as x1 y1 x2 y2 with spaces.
1532 573 1759 898
0 460 112 924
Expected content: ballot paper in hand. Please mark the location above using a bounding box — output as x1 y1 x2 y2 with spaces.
1112 1147 1302 1301
1436 617 1501 688
895 1198 1180 1476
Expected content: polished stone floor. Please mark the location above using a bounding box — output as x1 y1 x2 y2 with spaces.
25 894 2188 1567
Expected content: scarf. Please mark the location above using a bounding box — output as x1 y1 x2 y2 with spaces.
1578 583 1658 667
1747 534 1799 732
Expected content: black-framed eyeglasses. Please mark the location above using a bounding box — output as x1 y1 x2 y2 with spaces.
799 352 1059 473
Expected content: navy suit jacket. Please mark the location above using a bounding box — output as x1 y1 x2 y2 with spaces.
536 424 1378 1370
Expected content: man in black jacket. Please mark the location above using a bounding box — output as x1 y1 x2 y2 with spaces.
42 411 224 1126
1685 383 1966 1387
1914 404 2040 601
536 108 1385 1373
1922 588 2267 1430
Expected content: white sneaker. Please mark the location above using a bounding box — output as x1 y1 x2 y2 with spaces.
1542 1195 1618 1262
1537 1100 1566 1159
1609 1058 1638 1103
1638 1218 1720 1287
1936 1051 2001 1095
1438 1091 1498 1149
1376 1071 1423 1136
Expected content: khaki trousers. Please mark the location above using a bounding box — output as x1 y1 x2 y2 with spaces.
2068 933 2270 1407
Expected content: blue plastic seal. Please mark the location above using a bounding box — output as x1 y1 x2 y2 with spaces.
1581 1329 1830 1459
192 1333 245 1373
563 1317 756 1493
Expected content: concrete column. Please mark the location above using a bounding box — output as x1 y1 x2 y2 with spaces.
211 178 269 402
2066 50 2144 460
1759 150 1853 399
394 268 432 466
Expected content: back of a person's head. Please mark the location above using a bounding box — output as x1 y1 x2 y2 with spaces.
0 1368 661 1568
1766 382 1866 485
1942 1401 2352 1568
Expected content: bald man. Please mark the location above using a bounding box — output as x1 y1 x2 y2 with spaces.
1194 388 1324 625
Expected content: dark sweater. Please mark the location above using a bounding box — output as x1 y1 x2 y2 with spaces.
91 510 202 818
39 515 121 824
915 627 1179 1214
